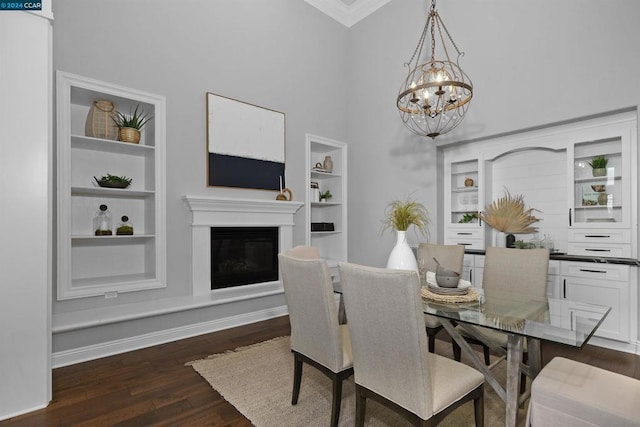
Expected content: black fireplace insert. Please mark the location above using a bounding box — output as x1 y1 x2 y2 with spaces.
210 227 279 289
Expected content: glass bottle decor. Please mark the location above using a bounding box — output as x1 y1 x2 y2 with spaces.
93 204 113 236
116 215 134 235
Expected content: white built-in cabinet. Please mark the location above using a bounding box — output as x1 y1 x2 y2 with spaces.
443 111 638 257
56 72 166 300
305 134 347 266
445 158 484 249
442 111 638 349
561 261 635 343
567 124 635 258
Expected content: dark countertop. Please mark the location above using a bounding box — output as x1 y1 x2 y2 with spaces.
464 249 640 266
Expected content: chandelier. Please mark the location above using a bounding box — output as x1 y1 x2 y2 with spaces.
397 0 473 139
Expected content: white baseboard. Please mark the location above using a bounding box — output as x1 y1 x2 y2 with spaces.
587 336 639 355
0 403 48 422
52 306 288 368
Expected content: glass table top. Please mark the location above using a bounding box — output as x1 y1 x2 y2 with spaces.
423 288 611 348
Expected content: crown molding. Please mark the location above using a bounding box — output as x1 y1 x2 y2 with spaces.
304 0 391 28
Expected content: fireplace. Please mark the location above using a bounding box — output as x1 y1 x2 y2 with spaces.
184 195 302 297
210 227 279 289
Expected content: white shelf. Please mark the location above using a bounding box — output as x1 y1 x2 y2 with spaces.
311 170 341 179
71 134 155 155
305 134 347 262
72 234 155 241
71 186 155 198
574 176 621 184
57 71 166 300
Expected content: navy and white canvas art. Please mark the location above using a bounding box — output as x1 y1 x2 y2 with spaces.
207 93 285 190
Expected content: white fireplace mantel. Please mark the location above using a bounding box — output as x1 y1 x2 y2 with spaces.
183 195 303 297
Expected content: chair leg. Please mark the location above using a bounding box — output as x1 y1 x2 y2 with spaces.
355 385 366 427
330 375 344 427
428 332 436 353
452 339 462 362
520 352 528 395
482 344 491 365
292 353 303 405
474 386 484 427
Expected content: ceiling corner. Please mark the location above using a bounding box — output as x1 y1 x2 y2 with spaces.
304 0 391 28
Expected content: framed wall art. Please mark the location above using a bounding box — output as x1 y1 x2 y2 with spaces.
206 92 285 190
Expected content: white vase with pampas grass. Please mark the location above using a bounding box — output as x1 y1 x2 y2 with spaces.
382 198 430 272
480 190 540 247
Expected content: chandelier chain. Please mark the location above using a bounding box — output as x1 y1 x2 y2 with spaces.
404 12 431 68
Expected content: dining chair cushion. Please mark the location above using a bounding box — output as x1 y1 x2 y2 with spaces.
528 357 640 426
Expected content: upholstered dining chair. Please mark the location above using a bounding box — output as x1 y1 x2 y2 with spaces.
339 262 484 427
417 243 465 353
279 248 353 427
452 246 549 392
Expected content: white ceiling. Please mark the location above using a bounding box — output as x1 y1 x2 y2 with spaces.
304 0 391 27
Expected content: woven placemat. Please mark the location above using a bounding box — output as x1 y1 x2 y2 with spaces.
421 287 480 304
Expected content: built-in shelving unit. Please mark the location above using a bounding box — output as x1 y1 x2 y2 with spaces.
444 157 484 249
305 134 347 265
56 71 166 300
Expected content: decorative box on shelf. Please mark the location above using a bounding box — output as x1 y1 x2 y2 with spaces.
311 222 335 232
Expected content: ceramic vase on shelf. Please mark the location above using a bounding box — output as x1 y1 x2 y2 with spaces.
323 155 333 173
386 230 418 272
494 231 507 247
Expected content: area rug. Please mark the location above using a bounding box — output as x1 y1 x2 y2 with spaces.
188 336 526 426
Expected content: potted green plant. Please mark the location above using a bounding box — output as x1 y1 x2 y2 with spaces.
112 104 153 144
588 155 608 177
458 212 479 223
93 173 133 189
319 190 332 202
382 197 430 271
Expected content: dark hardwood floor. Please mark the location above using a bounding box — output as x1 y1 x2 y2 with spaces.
1 316 638 426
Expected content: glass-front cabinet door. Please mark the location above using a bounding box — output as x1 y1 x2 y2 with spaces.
570 136 630 228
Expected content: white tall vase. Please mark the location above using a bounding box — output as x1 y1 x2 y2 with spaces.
386 230 419 272
494 231 507 247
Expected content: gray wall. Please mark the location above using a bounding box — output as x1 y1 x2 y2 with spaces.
52 0 350 314
52 0 640 327
346 0 640 266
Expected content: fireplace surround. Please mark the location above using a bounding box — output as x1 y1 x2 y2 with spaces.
184 196 303 298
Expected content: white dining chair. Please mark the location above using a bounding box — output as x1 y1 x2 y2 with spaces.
452 246 549 392
417 243 465 353
339 262 484 427
279 249 353 427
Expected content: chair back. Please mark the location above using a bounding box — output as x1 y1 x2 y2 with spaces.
339 262 433 418
483 246 549 297
279 252 344 372
286 245 321 260
417 243 464 274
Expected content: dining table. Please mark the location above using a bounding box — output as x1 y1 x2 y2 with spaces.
422 287 611 427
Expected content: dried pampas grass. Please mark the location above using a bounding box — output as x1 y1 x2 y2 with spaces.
480 190 540 233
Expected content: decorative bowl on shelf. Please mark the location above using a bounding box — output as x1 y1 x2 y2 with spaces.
591 184 606 192
94 174 132 189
